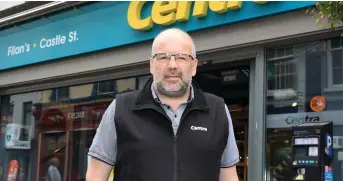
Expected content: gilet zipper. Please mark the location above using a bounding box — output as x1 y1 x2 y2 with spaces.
173 135 178 181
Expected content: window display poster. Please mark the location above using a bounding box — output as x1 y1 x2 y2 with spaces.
5 123 31 149
324 166 333 181
6 160 19 181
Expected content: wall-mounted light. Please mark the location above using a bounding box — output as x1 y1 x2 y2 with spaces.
292 102 298 107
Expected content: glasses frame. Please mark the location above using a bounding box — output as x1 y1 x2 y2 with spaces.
152 53 195 64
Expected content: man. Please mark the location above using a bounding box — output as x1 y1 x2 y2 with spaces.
46 157 61 181
86 28 240 181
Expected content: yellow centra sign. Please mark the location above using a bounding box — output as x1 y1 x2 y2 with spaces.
127 1 268 31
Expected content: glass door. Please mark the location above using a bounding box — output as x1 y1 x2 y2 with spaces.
39 132 67 181
230 105 249 181
194 61 251 181
70 130 96 181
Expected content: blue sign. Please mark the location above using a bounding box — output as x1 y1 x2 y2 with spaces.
324 166 333 181
325 133 333 157
0 1 315 71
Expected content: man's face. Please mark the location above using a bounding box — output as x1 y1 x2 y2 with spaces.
150 35 198 98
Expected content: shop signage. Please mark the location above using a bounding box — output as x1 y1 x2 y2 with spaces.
67 111 85 120
128 1 267 31
285 115 320 125
325 132 333 157
221 67 249 84
36 102 108 131
266 110 343 128
310 96 326 112
0 1 315 71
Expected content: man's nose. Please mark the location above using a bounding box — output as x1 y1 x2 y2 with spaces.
167 56 178 68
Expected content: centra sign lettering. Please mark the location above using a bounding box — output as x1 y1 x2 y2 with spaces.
285 116 320 125
127 1 268 31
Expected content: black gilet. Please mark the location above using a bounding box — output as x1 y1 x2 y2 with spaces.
113 78 229 181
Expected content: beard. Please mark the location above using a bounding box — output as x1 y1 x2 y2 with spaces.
153 70 192 99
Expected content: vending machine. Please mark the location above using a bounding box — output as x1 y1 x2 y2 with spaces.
291 121 333 181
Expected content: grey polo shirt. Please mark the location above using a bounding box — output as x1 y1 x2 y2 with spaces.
88 85 240 168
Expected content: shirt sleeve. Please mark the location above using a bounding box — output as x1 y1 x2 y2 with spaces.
220 104 240 167
88 99 117 166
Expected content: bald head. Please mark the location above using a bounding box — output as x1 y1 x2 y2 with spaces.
49 157 60 167
151 28 196 58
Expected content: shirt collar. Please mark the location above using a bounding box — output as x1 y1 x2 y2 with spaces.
151 83 194 104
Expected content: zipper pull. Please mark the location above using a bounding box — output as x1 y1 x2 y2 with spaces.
181 162 184 170
174 136 177 143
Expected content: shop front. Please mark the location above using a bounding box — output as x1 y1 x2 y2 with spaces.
265 39 343 181
0 77 141 181
3 1 342 181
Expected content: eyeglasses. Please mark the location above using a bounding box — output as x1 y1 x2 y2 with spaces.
152 53 195 64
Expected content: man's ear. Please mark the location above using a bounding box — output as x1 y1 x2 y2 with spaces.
150 59 154 75
192 59 198 76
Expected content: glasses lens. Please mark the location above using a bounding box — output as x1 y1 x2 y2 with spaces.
175 54 190 61
155 53 169 61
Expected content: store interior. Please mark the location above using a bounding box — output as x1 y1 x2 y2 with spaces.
194 60 250 181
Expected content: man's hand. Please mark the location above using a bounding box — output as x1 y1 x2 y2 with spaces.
86 157 113 181
219 166 240 181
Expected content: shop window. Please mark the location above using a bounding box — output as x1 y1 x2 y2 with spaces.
21 102 32 141
138 75 152 90
265 128 293 181
267 46 297 91
57 87 69 101
1 94 37 181
23 102 32 125
1 96 13 135
1 77 140 181
328 38 343 87
265 41 343 181
98 80 115 94
267 46 294 60
40 132 67 181
116 77 136 93
39 90 53 103
267 46 298 114
267 58 297 91
69 84 94 99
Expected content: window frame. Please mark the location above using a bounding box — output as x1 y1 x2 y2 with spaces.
97 80 115 95
22 101 32 126
266 45 298 98
56 86 70 101
267 56 298 91
327 40 343 89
